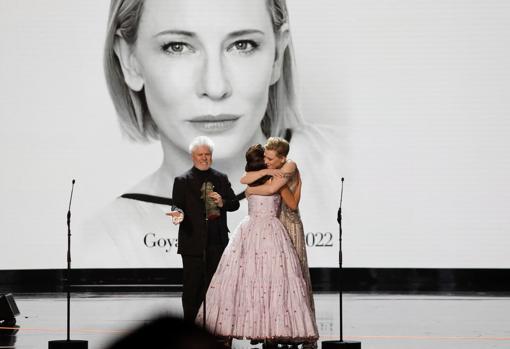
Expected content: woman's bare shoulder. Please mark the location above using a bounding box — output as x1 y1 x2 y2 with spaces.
282 159 297 173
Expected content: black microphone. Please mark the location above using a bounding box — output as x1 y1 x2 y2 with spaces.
337 178 344 224
67 180 75 224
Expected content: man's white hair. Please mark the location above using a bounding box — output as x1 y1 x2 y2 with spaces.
188 136 215 154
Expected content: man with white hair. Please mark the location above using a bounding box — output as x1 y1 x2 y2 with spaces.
168 136 240 322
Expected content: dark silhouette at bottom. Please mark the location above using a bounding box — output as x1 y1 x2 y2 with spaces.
104 315 223 349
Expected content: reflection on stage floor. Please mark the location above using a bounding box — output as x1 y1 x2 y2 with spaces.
1 292 509 349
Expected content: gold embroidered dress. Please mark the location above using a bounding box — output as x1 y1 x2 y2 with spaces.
279 169 317 327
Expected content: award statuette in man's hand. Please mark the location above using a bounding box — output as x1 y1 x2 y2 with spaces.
201 182 221 220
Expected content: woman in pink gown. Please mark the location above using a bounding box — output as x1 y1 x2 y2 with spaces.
243 137 318 349
196 145 318 347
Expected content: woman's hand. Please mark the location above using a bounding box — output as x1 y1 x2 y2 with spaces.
266 168 285 178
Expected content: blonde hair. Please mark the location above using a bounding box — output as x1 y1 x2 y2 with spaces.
265 136 289 157
104 0 303 142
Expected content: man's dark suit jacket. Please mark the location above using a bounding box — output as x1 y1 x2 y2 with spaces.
172 167 240 256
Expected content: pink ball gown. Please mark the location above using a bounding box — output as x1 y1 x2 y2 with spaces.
196 194 318 342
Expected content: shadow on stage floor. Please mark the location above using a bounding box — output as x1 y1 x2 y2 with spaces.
1 292 509 349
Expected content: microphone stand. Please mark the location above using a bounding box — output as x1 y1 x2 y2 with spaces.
49 180 88 349
322 178 361 349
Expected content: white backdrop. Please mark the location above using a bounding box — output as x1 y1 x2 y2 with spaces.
1 0 509 269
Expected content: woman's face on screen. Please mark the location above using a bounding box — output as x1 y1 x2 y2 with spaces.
129 0 280 159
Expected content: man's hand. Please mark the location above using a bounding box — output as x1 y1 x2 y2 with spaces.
208 191 224 207
166 210 184 225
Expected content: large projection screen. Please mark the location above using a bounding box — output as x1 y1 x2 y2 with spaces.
1 1 509 270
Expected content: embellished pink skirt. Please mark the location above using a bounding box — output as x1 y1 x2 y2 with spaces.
196 213 318 341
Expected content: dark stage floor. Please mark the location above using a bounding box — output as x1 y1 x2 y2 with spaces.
1 292 509 349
